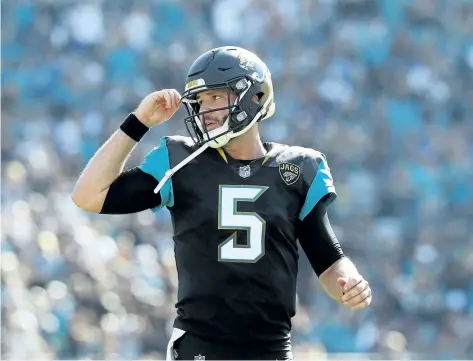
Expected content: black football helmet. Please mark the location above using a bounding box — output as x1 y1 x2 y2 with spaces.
181 46 275 148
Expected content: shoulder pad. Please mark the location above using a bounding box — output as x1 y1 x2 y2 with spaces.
163 135 196 148
291 146 326 185
267 143 326 185
162 135 199 168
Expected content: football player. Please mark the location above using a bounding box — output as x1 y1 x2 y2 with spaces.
72 46 372 360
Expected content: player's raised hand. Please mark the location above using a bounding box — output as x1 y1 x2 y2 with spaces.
134 89 181 127
338 275 372 311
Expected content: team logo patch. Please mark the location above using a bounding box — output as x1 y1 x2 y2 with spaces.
279 162 300 185
238 51 265 81
238 165 251 178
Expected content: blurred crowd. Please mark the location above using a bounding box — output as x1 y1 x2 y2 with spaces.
2 0 473 359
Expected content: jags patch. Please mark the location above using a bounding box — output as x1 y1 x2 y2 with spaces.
279 162 300 185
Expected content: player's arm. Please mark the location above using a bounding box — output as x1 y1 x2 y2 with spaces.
298 152 371 309
99 167 162 214
72 136 174 214
71 89 180 213
71 129 143 213
298 199 360 303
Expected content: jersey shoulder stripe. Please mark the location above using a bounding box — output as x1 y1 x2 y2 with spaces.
138 137 174 208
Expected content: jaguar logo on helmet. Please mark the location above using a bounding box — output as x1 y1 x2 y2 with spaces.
238 52 265 82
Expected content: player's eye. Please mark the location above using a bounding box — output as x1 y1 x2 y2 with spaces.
196 95 222 106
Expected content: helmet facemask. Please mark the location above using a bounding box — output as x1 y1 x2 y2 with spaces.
182 76 270 148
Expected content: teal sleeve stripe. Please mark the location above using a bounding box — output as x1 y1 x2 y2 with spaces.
138 137 174 208
299 160 337 221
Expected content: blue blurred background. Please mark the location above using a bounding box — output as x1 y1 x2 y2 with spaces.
2 0 473 359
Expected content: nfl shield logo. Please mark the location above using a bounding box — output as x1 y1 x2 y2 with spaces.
238 165 251 178
279 162 301 185
194 355 205 360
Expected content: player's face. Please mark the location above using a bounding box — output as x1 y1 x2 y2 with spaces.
196 90 237 131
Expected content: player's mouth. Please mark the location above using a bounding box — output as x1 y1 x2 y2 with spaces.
204 120 220 130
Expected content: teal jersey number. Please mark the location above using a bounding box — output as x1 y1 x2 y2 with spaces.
218 185 268 263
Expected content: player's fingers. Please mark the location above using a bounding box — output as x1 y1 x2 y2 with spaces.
171 89 181 108
166 89 176 109
341 276 363 296
351 289 372 310
342 279 368 303
162 90 173 109
344 286 370 308
151 90 169 109
341 275 362 294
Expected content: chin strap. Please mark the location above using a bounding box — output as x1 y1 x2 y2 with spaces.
153 142 210 194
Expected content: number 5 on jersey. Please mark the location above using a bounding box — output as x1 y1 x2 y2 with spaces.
218 185 268 263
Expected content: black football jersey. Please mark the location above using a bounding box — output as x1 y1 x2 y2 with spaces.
139 136 337 344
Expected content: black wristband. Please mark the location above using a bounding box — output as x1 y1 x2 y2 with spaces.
120 113 150 142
